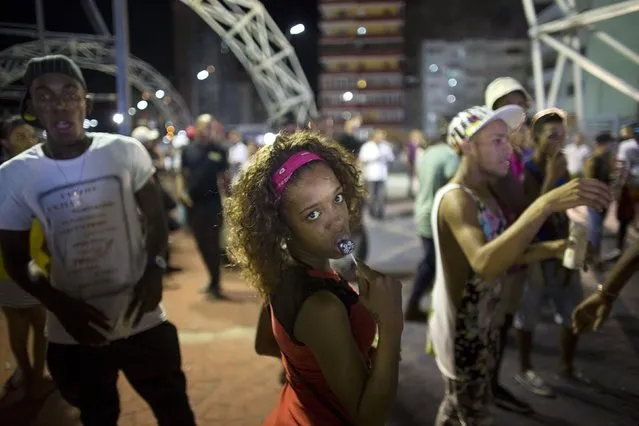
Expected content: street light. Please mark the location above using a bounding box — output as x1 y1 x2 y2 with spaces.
197 70 209 80
155 89 165 99
137 100 148 110
289 23 305 35
342 91 354 102
112 113 124 124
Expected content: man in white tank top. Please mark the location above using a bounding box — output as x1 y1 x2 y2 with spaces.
428 106 611 425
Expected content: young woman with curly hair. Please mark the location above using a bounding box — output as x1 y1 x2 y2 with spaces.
225 131 403 426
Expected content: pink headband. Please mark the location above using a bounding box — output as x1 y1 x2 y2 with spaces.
272 151 323 204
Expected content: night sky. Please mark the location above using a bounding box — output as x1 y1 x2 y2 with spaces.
0 0 319 125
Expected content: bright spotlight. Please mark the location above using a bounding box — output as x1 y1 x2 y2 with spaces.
112 113 124 124
197 70 209 80
155 89 165 99
289 24 305 35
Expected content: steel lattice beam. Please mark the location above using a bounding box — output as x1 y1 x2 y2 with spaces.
522 0 639 128
0 39 193 129
180 0 318 125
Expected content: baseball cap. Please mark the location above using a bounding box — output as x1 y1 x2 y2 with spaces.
447 105 525 148
20 55 87 128
484 77 532 110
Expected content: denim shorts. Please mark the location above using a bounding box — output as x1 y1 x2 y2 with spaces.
514 259 583 330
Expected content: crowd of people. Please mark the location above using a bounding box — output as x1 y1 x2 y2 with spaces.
0 53 637 426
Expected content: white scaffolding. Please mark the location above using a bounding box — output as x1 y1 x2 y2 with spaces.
0 40 193 129
522 0 639 129
180 0 317 125
0 0 316 127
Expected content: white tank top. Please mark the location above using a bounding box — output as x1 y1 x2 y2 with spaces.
427 183 507 380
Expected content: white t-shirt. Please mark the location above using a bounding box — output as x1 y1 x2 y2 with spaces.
617 138 639 162
563 143 591 175
358 141 395 182
229 142 248 166
0 132 166 344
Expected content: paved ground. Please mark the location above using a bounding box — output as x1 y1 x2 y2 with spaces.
1 173 638 425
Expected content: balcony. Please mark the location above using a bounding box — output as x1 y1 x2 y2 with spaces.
320 106 405 124
320 20 404 37
318 0 405 9
320 42 404 57
320 74 403 91
320 93 405 109
321 34 403 45
321 62 403 73
322 54 403 65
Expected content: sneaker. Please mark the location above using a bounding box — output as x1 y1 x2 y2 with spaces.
515 370 555 397
493 384 533 414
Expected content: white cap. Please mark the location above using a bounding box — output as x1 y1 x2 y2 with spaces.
484 77 532 110
131 126 160 143
448 105 525 148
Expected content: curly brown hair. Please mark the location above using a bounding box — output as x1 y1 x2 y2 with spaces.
225 130 366 299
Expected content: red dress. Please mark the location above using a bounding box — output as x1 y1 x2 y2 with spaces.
263 268 377 425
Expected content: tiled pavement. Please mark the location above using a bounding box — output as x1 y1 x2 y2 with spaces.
1 206 638 425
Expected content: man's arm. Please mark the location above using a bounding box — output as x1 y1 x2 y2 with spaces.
603 241 639 296
541 154 569 195
175 148 192 207
0 171 61 309
584 156 596 179
441 189 550 283
135 180 169 259
0 230 60 310
129 140 169 259
218 148 231 197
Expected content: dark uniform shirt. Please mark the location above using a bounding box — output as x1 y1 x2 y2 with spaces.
181 141 229 212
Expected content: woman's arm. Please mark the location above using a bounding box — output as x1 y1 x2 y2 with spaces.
295 291 400 426
515 240 566 265
254 304 281 358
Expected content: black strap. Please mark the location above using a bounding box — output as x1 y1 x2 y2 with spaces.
281 352 353 426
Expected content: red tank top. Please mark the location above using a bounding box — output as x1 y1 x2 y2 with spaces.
263 268 377 426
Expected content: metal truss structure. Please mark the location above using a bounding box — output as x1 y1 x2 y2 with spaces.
0 39 193 129
522 0 639 128
180 0 318 125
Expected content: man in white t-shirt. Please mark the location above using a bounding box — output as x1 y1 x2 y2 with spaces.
0 55 195 425
228 130 248 186
563 132 591 178
358 129 395 219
